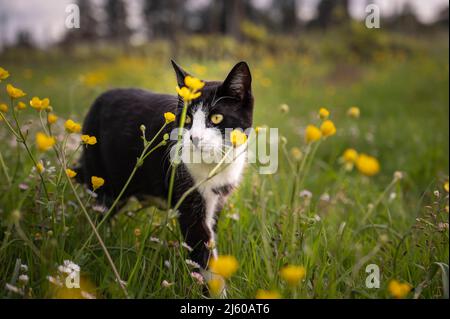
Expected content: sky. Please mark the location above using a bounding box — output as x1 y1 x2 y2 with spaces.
0 0 448 48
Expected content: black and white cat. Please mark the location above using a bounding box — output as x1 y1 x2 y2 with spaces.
77 61 253 270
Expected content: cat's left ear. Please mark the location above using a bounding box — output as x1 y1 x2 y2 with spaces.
171 59 190 88
221 61 252 100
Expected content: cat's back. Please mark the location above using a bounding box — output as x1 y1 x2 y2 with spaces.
92 88 177 116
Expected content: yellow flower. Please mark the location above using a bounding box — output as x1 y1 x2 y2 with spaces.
64 119 82 133
29 97 50 111
6 84 26 99
444 181 449 193
184 75 205 92
319 107 330 119
290 147 303 161
209 255 239 279
35 132 56 152
66 168 77 178
347 106 360 118
176 86 201 102
255 289 281 299
305 125 322 143
0 67 10 81
230 130 248 147
280 265 306 286
343 148 359 163
164 112 176 124
91 176 105 191
0 103 8 113
388 280 412 299
207 276 225 297
36 161 45 174
17 101 26 110
320 120 336 137
47 113 58 125
356 154 380 176
81 134 97 145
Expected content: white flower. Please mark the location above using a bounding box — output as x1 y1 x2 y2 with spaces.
181 242 193 252
164 260 171 269
18 274 29 284
161 280 174 288
150 237 162 244
20 264 29 272
190 272 204 285
226 213 240 221
5 283 23 295
319 193 330 202
185 259 201 269
299 190 312 199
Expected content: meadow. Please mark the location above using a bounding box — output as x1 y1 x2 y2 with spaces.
0 28 448 299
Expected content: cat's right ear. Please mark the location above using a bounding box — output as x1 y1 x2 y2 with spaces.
171 60 189 88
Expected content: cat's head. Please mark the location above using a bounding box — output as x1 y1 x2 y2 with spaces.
171 60 254 163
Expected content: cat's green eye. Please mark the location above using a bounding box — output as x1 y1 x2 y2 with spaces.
210 114 223 125
185 115 192 124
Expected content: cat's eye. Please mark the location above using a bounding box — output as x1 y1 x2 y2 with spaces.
210 114 224 125
185 115 192 124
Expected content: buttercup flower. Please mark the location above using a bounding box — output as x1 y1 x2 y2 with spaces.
209 255 239 279
36 161 45 174
207 276 225 297
164 112 176 124
81 134 97 145
356 154 380 176
176 86 201 102
184 75 205 92
280 265 306 286
343 148 358 163
35 132 56 152
319 107 330 119
255 289 281 299
0 103 8 113
47 113 58 125
388 280 412 299
66 169 77 178
91 176 105 191
30 97 50 111
6 84 26 99
305 125 322 143
0 67 10 81
64 119 82 133
347 106 360 118
230 130 247 147
320 120 336 137
17 101 26 110
444 181 449 193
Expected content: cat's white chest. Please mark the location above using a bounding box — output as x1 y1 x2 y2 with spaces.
184 148 247 253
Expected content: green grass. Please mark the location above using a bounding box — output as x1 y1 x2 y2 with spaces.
0 32 448 299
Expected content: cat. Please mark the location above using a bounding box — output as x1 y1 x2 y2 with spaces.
77 60 253 271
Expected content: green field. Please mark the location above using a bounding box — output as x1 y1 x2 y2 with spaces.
0 30 448 299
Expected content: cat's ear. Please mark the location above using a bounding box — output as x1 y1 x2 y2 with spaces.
171 60 190 88
221 61 252 100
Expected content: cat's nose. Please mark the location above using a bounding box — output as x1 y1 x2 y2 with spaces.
191 136 200 147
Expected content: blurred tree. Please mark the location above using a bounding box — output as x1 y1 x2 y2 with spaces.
143 0 184 39
272 0 299 33
104 0 131 44
310 0 350 29
15 30 34 49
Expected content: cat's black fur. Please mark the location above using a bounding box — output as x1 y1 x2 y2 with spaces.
77 61 253 269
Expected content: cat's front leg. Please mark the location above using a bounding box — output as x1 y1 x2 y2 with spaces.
178 208 214 269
